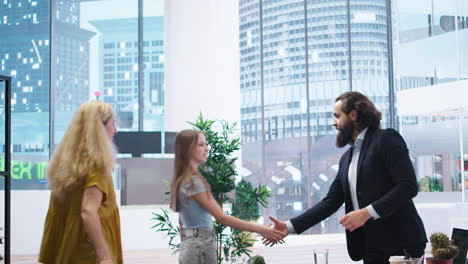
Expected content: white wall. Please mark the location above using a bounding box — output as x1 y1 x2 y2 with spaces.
164 0 241 132
7 190 177 255
119 205 179 251
9 189 468 255
6 191 50 255
416 203 468 237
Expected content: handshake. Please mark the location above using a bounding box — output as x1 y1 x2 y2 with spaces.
259 208 373 246
258 216 288 247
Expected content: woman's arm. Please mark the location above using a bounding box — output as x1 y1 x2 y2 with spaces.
191 192 285 242
81 186 113 264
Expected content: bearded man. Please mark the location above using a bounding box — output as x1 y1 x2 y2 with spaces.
266 92 427 264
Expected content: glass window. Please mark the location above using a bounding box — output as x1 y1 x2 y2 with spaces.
79 0 139 132
143 0 165 132
458 0 468 80
0 0 165 189
395 0 467 201
0 1 50 190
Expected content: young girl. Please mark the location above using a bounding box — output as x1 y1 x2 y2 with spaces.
170 129 285 264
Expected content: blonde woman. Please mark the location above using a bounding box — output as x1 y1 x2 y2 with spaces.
171 129 285 264
39 101 122 264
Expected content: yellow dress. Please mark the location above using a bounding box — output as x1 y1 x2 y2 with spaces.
38 168 123 264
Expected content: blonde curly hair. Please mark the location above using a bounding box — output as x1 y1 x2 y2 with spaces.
47 100 116 199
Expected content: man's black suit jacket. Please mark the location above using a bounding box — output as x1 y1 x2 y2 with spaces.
290 127 427 261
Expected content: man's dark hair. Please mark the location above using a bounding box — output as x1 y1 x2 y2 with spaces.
335 92 381 130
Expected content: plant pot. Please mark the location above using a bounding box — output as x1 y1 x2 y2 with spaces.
425 258 453 264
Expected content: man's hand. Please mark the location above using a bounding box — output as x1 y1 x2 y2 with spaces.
339 208 372 231
262 216 289 246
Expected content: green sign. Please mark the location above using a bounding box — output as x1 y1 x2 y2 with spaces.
0 156 48 181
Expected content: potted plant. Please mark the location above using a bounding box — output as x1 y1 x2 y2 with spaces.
231 179 272 244
426 232 459 264
248 255 266 264
232 179 272 221
152 114 271 264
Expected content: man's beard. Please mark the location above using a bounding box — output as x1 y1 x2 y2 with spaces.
335 119 355 148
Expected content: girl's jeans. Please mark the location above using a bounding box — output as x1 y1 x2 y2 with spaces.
179 228 216 264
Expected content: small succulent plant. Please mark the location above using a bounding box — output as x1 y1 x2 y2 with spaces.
430 232 450 250
429 232 459 260
248 255 266 264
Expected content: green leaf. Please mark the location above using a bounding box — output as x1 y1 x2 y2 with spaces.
150 209 181 252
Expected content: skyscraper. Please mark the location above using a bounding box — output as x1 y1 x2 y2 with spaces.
90 17 164 131
0 0 94 113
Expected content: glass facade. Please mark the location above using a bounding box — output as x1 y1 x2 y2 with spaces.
0 0 165 190
0 0 51 190
394 0 468 195
143 0 165 132
0 0 466 238
239 0 467 235
239 0 393 234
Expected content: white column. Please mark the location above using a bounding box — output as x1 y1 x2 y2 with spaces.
164 0 241 132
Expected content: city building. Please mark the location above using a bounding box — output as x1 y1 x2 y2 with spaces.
90 17 165 131
0 0 94 113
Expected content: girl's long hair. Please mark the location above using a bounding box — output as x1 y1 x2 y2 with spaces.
47 100 116 199
170 129 210 212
